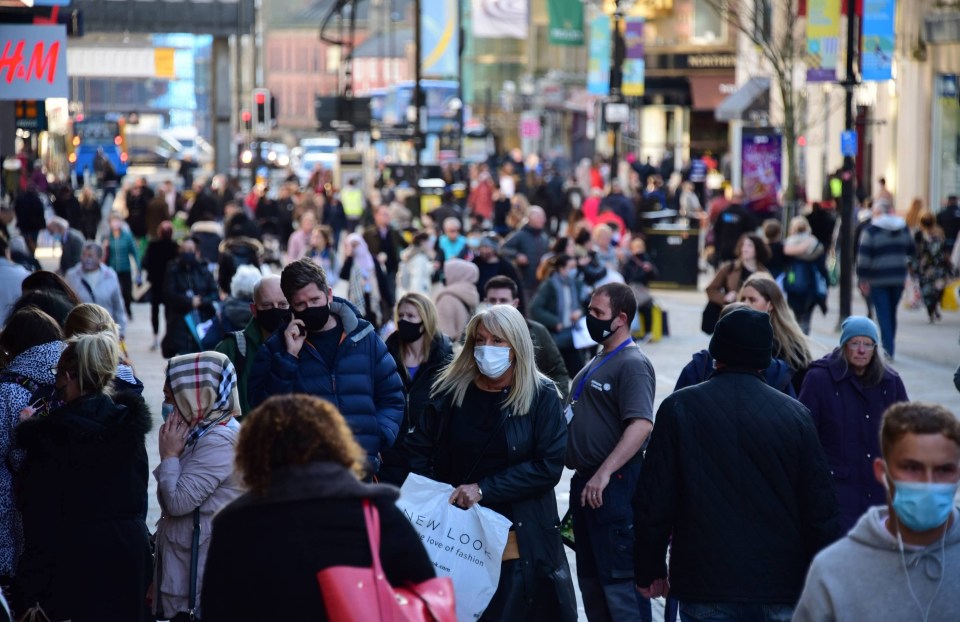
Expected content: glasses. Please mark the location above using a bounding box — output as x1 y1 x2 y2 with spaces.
846 340 877 351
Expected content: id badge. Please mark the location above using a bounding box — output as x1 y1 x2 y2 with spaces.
564 403 575 425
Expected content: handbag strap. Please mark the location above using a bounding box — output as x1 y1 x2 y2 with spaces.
360 500 395 619
188 506 201 619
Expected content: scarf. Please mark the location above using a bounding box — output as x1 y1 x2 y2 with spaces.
166 352 239 446
346 233 376 275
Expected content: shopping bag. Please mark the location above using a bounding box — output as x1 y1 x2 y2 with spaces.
942 279 960 312
397 474 512 622
903 276 922 310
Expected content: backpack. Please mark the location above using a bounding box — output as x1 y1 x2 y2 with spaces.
227 330 247 371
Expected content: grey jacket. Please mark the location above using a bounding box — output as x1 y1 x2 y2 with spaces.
59 229 86 275
153 421 243 618
65 263 128 336
0 258 28 325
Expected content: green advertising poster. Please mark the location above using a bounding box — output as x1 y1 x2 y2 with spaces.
548 0 584 46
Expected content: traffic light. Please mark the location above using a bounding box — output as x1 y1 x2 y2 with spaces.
252 88 272 134
241 110 252 131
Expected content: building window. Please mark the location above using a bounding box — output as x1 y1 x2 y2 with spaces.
693 0 725 43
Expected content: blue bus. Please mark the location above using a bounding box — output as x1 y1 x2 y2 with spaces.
68 115 129 179
381 80 459 134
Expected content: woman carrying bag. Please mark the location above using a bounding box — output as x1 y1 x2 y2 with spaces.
407 304 578 622
153 352 243 622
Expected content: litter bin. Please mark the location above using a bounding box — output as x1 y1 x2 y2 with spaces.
645 224 700 289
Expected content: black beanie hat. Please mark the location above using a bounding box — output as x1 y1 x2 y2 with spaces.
708 307 773 369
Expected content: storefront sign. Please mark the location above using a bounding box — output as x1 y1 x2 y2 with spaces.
644 52 736 75
741 130 783 213
587 14 611 96
0 25 68 101
548 0 584 46
862 0 895 81
806 0 841 82
622 17 645 96
15 99 47 131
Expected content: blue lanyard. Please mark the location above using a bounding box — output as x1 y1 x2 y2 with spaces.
572 339 633 402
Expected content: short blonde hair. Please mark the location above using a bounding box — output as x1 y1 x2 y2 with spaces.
59 332 119 395
789 215 811 235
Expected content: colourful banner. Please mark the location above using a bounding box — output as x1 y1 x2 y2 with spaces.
622 17 645 97
741 131 783 214
472 0 527 40
548 0 584 46
421 0 459 78
587 14 611 96
0 25 68 101
861 0 895 81
806 0 841 82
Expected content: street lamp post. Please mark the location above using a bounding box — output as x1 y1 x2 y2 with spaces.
608 0 626 183
838 5 859 322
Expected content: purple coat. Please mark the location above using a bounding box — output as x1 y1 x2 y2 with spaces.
798 350 908 533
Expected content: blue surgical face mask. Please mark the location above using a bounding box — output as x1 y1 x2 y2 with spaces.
161 402 175 423
890 479 959 532
474 345 511 379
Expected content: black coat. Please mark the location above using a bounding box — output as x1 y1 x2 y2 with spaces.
201 462 435 622
161 257 219 358
633 369 841 604
379 332 454 486
142 238 180 292
407 380 577 621
13 391 152 621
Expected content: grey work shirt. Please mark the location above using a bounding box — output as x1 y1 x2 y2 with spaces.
564 342 656 472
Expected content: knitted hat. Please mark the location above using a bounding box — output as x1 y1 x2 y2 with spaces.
839 316 879 347
708 307 773 369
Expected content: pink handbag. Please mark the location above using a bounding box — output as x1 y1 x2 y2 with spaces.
316 499 456 622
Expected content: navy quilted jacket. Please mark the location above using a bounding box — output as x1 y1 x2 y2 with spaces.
247 298 405 472
633 369 841 603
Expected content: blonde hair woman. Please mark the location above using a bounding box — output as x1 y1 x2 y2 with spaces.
379 293 454 485
738 273 813 386
15 332 153 621
407 305 577 621
64 302 143 394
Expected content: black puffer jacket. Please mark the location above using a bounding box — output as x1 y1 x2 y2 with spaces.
633 369 840 604
14 391 153 621
379 332 453 486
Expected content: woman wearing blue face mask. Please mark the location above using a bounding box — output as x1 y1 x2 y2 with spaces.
152 352 244 622
407 304 577 622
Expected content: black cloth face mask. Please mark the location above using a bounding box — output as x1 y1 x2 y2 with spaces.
294 305 330 333
256 308 291 334
396 319 424 343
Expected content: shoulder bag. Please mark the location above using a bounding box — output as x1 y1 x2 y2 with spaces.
316 499 456 622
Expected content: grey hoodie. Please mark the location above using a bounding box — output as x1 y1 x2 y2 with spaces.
793 505 960 621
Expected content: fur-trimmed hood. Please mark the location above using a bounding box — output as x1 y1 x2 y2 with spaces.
16 390 153 453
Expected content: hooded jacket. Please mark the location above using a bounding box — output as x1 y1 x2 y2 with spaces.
14 391 153 621
857 214 915 288
798 350 908 532
794 506 960 622
0 341 61 577
433 259 479 342
247 297 405 472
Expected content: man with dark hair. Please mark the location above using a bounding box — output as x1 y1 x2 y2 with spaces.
794 401 960 621
565 281 655 621
473 236 522 303
248 259 404 475
634 306 840 621
363 205 407 318
484 275 569 398
160 236 218 358
712 190 758 264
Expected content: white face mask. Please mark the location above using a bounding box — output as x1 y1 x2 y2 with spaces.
474 345 511 379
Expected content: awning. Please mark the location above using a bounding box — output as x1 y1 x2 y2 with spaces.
689 75 737 111
715 77 770 122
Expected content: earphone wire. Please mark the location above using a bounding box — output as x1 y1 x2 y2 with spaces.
896 524 947 622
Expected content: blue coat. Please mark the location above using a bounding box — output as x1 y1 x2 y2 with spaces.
798 350 908 533
674 349 797 398
247 298 405 472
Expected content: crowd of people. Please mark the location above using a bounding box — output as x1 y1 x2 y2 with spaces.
0 151 955 622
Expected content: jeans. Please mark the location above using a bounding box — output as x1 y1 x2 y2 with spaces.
869 284 903 358
571 459 652 622
679 602 793 622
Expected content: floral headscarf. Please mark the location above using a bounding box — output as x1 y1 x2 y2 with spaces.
165 352 239 446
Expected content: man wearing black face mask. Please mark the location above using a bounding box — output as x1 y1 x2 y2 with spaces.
564 282 656 621
161 236 219 358
215 275 289 418
248 259 405 476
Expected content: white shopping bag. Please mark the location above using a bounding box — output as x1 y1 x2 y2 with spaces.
397 473 512 621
